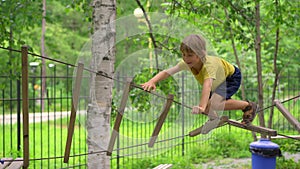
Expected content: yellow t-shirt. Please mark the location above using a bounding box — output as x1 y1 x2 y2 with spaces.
177 55 235 91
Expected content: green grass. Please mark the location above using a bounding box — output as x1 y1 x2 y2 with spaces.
0 116 87 168
1 113 300 168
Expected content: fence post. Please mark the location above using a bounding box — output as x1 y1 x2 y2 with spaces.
21 46 29 168
148 94 174 147
64 63 84 163
107 78 133 156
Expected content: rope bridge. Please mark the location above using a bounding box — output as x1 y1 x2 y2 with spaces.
0 46 299 168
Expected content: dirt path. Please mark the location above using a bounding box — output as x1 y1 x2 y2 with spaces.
0 110 86 125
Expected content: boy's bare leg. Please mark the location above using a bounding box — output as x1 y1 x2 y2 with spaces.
204 94 225 120
204 93 258 125
206 93 250 111
201 94 225 134
224 99 249 111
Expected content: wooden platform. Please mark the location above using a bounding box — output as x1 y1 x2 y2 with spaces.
259 135 300 140
189 117 277 137
0 158 23 169
153 164 172 169
227 119 277 136
189 116 228 136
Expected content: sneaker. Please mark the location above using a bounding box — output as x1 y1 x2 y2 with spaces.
241 101 258 124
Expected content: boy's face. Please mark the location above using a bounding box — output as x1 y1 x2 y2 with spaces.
182 52 200 68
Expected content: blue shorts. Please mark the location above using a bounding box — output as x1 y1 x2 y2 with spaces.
212 66 241 100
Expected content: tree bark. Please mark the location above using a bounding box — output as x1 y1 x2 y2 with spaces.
87 0 116 168
254 1 266 134
268 0 281 129
41 0 47 111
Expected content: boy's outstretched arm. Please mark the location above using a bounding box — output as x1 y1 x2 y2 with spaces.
192 78 213 114
141 65 181 91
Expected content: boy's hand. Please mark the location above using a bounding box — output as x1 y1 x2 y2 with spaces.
192 106 205 114
141 81 156 91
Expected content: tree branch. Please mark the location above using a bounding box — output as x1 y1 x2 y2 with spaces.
227 0 253 23
135 0 159 69
223 7 246 100
268 28 280 129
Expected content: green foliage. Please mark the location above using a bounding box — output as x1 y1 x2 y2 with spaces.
0 0 42 86
130 68 179 113
209 133 252 158
273 139 300 153
0 0 90 65
277 157 300 169
189 132 252 164
0 0 42 45
160 0 299 78
0 0 90 96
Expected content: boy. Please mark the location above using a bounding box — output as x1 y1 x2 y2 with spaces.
141 34 258 132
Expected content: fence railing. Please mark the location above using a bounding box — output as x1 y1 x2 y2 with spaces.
0 47 299 168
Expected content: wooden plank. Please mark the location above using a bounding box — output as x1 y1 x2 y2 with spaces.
259 135 300 140
107 78 132 156
153 164 173 169
64 63 84 163
21 46 29 168
227 119 277 136
0 157 13 169
6 158 23 169
148 94 174 147
189 116 229 137
274 100 300 133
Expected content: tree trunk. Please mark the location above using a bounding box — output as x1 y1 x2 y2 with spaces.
268 0 281 129
254 1 266 135
41 0 47 111
87 0 116 168
223 7 246 100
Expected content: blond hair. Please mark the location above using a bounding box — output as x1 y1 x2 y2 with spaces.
180 34 207 62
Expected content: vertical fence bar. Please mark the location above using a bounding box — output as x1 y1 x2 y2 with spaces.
181 73 185 156
64 63 84 163
17 79 21 152
116 72 120 169
10 77 12 153
32 85 36 169
2 90 5 156
38 65 43 169
22 46 29 168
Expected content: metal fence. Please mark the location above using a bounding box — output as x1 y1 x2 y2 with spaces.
0 48 299 168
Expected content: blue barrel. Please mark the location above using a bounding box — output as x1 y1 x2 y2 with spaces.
250 138 282 169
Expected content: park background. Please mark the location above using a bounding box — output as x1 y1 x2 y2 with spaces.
0 0 299 168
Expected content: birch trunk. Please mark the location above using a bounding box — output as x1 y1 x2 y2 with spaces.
87 0 116 168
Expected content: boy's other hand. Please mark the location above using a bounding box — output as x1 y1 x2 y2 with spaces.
192 106 205 114
140 81 156 91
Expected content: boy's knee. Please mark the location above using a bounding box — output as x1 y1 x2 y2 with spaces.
209 99 225 111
